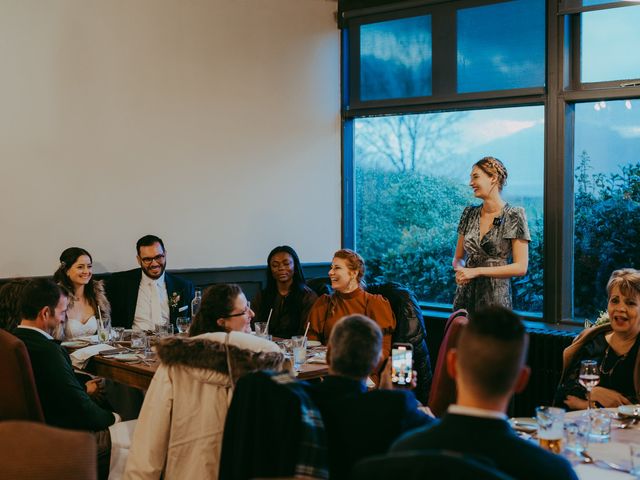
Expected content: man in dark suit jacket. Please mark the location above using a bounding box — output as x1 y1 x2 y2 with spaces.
14 278 118 478
308 314 433 480
391 306 578 480
107 234 194 330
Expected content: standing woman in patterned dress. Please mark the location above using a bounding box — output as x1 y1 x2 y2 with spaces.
452 157 531 314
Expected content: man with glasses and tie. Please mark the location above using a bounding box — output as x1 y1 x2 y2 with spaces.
107 235 194 331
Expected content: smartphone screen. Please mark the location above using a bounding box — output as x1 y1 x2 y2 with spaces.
391 343 413 387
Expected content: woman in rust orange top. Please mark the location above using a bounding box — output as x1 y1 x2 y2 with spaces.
307 249 396 384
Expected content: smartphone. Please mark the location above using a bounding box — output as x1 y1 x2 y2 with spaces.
391 343 413 387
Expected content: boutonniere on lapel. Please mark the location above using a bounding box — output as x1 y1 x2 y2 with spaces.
169 292 181 309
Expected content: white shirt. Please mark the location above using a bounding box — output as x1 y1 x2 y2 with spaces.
17 325 54 340
133 273 170 331
448 404 508 421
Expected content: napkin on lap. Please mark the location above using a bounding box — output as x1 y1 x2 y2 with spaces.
70 344 114 369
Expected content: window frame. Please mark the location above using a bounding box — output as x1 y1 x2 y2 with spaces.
341 0 640 324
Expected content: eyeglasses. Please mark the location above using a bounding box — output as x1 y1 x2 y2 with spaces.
140 254 166 265
226 301 251 318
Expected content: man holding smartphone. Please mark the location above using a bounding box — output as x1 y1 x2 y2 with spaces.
308 314 433 480
389 306 577 480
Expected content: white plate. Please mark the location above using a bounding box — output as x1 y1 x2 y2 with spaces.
111 353 140 362
509 417 538 433
618 405 640 417
307 340 322 347
61 340 89 348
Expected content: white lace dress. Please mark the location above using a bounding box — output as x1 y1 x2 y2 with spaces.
65 315 98 339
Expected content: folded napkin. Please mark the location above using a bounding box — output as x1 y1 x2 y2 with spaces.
574 464 634 480
70 344 114 369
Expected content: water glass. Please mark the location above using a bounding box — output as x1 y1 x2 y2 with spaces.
630 444 640 476
131 330 146 350
154 321 171 337
291 335 307 369
536 406 565 454
589 410 612 440
255 322 269 338
564 416 590 454
112 327 125 343
176 316 191 335
97 324 111 344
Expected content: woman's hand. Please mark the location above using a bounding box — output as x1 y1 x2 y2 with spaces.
564 395 589 410
590 386 632 408
455 268 480 285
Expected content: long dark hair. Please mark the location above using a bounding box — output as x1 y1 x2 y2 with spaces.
53 247 98 311
259 246 307 322
190 284 242 337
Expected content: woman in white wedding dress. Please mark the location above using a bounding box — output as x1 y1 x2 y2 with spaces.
53 247 110 339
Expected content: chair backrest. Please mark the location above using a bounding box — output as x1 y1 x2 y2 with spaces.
219 371 328 480
0 420 96 480
352 449 514 480
366 282 433 404
0 329 45 422
427 309 468 417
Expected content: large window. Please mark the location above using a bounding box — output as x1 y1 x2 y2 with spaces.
354 106 544 312
573 99 640 320
342 0 640 322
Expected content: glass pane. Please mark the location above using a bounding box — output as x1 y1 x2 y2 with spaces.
581 6 640 83
573 99 640 321
360 15 432 101
354 106 544 313
457 0 545 93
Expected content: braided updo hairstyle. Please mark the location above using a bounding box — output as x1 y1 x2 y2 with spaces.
474 156 508 191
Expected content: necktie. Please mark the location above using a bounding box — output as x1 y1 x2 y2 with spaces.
150 280 162 326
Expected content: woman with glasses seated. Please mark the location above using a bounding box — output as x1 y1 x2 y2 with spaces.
125 283 285 480
251 245 317 338
53 247 110 340
555 268 640 409
307 249 396 385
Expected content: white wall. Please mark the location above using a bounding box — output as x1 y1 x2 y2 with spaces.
0 0 341 277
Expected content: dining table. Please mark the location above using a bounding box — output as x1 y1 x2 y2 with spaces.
564 409 640 479
81 341 329 391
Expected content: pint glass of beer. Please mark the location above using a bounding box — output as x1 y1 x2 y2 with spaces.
536 406 565 454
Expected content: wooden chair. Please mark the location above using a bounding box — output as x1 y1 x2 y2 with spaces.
0 329 44 422
427 309 468 417
0 420 96 480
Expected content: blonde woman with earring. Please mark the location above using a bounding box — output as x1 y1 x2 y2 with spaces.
452 156 530 314
307 249 396 385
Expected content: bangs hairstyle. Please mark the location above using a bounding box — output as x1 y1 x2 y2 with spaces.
457 306 528 398
190 284 243 337
607 268 640 299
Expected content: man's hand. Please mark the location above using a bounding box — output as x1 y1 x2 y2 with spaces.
378 358 418 391
86 378 105 402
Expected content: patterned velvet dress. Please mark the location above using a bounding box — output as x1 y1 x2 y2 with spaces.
452 204 530 314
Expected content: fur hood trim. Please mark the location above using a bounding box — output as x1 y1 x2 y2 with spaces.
156 335 285 382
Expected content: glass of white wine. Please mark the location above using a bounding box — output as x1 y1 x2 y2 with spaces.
579 359 600 416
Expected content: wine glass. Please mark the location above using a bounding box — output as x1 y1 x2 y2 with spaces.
579 359 600 416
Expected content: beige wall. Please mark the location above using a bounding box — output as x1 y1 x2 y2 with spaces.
0 0 340 276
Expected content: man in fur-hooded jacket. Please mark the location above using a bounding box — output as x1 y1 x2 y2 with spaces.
123 331 285 480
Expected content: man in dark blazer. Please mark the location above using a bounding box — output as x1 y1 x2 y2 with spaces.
308 314 433 480
391 306 578 480
14 278 118 478
107 234 194 330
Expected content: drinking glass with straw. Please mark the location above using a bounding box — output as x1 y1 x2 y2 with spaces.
97 306 109 343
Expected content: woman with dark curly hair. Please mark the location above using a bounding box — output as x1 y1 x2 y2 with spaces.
190 283 254 336
252 245 317 338
53 247 110 339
